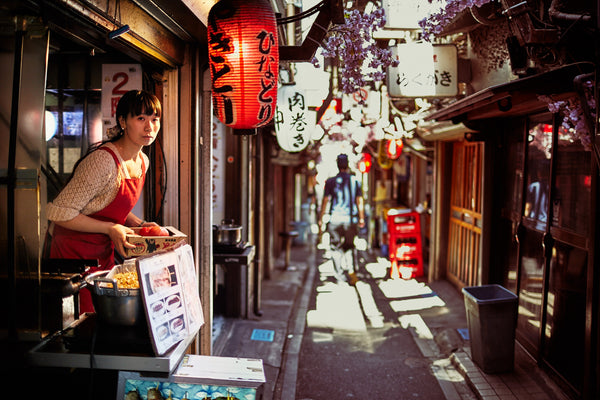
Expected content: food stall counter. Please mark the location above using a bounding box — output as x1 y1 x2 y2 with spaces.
27 313 195 373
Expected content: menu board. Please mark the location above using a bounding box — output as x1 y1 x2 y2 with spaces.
136 243 204 356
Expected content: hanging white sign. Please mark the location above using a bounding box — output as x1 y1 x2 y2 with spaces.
387 44 457 98
382 0 439 30
101 64 143 134
274 85 315 152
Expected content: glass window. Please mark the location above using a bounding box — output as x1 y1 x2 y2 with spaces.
523 123 552 231
544 242 586 393
45 90 102 201
552 126 591 235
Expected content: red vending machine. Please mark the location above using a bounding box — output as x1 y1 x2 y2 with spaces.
387 209 423 279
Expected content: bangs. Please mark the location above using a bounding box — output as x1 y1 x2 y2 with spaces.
130 92 162 117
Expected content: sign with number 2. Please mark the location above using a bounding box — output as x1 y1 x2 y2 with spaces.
101 64 143 132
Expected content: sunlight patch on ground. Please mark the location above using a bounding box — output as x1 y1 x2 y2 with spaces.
355 281 384 328
378 278 434 299
431 358 468 384
398 314 433 340
390 295 446 312
354 237 368 251
317 259 337 280
307 282 367 332
309 330 334 343
364 257 390 279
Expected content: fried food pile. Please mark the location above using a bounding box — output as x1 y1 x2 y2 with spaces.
114 270 140 289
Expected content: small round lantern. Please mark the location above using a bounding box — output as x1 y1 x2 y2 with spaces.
358 153 372 174
275 85 315 152
386 138 404 160
207 0 279 129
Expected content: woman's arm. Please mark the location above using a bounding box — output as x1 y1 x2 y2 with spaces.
47 149 120 221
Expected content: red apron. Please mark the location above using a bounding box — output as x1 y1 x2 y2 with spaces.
50 147 146 314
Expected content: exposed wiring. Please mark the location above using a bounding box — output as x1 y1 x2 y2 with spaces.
277 1 325 25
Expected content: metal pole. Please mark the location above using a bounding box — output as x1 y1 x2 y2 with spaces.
7 16 26 341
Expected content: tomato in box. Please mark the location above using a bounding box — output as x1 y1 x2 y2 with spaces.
124 226 187 257
139 226 169 237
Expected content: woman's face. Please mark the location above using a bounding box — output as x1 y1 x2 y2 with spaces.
121 112 161 147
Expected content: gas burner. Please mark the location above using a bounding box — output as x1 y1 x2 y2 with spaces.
213 241 249 254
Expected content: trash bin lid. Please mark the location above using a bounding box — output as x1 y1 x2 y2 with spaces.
462 284 517 304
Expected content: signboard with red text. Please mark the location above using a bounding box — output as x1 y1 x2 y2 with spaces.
101 64 143 135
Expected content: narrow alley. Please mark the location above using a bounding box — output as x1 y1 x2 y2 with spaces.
213 233 570 400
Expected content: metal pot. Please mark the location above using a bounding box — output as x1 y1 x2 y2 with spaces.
85 266 145 326
213 219 243 245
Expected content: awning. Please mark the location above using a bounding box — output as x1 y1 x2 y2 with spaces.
424 62 595 124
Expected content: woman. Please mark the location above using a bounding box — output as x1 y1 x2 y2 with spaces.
47 90 161 313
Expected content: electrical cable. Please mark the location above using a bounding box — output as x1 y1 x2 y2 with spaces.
277 1 325 25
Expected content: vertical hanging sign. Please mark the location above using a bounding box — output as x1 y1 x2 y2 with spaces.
101 64 142 135
275 85 315 152
207 0 279 129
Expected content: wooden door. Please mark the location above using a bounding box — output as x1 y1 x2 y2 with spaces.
447 141 483 288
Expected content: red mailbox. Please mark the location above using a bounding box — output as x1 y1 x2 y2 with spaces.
387 209 423 279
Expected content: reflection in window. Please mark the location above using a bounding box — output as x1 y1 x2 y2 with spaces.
524 123 552 231
552 126 591 235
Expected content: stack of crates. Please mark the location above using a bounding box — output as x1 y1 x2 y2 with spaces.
387 209 423 279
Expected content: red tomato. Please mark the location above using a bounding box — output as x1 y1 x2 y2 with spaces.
139 226 152 236
149 226 170 236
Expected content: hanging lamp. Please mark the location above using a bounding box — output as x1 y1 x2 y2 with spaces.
207 0 279 130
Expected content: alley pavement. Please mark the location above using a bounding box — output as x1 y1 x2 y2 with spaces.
212 235 571 400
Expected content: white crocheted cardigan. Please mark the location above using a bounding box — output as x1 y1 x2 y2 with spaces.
47 142 149 222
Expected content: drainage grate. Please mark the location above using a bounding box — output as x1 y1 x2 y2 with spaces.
457 328 470 340
251 329 275 342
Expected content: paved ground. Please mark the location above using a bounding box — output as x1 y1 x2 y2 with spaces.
212 237 571 400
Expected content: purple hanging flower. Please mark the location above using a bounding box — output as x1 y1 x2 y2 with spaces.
313 6 399 97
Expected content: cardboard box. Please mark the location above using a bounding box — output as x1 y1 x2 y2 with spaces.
124 226 187 258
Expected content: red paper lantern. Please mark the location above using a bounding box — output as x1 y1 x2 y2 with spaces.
207 0 279 129
386 138 404 160
358 153 372 174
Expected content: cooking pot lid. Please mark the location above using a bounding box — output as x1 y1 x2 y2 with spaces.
216 219 242 229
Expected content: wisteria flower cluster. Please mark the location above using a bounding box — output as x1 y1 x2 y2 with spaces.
312 7 398 96
538 81 596 150
419 0 494 41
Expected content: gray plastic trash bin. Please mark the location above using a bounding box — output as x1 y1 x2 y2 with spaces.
462 284 518 374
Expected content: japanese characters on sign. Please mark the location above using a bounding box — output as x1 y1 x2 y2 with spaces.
101 64 142 135
207 0 279 129
275 85 316 152
387 44 457 98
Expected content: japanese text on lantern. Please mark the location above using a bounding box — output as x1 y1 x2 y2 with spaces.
208 27 234 124
256 30 277 124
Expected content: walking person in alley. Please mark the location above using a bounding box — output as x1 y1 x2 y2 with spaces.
318 153 365 284
46 90 162 314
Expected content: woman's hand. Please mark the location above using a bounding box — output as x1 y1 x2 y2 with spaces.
107 224 136 256
139 221 159 227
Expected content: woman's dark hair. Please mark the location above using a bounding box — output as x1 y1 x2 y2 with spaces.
59 90 161 189
114 90 162 131
110 90 162 143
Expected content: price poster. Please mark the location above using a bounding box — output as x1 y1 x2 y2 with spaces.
101 64 143 135
136 244 203 356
